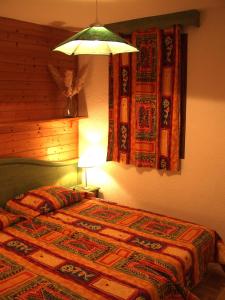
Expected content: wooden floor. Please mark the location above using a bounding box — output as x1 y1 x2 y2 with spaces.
192 263 225 299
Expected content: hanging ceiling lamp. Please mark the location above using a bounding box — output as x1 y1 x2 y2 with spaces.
53 0 138 55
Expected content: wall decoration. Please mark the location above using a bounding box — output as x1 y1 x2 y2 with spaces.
48 64 88 117
107 25 181 171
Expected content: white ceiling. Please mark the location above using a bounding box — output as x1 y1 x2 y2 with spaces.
0 0 224 31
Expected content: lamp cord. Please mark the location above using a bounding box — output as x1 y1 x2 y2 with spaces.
95 0 99 25
85 167 87 188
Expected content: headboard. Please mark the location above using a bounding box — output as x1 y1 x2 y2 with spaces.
0 158 80 207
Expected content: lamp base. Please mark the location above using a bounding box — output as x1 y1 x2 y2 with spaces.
83 186 89 190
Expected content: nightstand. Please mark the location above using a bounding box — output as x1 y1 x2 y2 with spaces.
70 185 100 198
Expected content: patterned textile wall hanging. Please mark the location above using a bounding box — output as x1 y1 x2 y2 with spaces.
107 25 181 171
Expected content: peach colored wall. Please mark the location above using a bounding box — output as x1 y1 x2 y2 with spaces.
79 6 225 239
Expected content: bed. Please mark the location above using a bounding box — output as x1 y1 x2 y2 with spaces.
0 158 224 300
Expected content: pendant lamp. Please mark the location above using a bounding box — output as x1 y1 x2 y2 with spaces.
53 0 138 55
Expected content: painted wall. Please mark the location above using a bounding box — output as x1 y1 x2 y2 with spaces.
79 5 225 239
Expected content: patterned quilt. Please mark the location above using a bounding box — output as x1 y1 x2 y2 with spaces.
1 196 224 300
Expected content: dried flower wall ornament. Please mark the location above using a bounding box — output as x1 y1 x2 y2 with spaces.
48 64 88 117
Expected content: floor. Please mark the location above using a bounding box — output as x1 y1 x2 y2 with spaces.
192 263 225 300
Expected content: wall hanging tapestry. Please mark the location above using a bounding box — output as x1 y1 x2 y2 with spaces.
107 25 182 171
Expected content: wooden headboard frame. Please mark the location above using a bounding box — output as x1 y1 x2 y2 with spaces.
0 158 79 207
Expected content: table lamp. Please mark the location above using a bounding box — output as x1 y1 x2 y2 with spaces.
78 156 95 189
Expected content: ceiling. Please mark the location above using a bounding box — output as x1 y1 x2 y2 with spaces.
0 0 224 31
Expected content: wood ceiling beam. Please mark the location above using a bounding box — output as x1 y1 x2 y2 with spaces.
105 10 200 33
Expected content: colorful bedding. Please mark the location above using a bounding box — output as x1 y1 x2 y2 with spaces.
0 195 224 300
0 207 24 229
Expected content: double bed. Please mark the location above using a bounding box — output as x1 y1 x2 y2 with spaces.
0 158 224 300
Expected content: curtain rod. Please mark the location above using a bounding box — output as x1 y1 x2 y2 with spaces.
105 10 200 34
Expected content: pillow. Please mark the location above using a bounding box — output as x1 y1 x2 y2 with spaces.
0 208 24 230
6 186 85 217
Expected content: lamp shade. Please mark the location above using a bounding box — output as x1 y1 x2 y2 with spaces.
53 25 138 55
78 156 96 168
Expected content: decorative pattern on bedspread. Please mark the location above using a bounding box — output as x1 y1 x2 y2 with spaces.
0 199 223 300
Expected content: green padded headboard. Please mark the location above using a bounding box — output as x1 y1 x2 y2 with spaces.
0 158 80 207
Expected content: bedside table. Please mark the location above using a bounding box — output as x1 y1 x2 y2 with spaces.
70 185 100 198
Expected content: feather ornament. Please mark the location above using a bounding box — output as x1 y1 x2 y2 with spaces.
48 64 88 98
71 64 88 96
47 64 65 91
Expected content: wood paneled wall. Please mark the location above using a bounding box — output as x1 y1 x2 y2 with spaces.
0 118 79 161
0 16 80 161
0 16 77 122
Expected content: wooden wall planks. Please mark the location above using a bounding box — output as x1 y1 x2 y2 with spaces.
0 16 77 123
0 118 79 161
0 16 80 161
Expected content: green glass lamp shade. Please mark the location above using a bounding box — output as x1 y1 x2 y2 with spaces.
53 25 138 55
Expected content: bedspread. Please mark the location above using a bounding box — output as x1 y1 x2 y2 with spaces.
0 198 224 300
